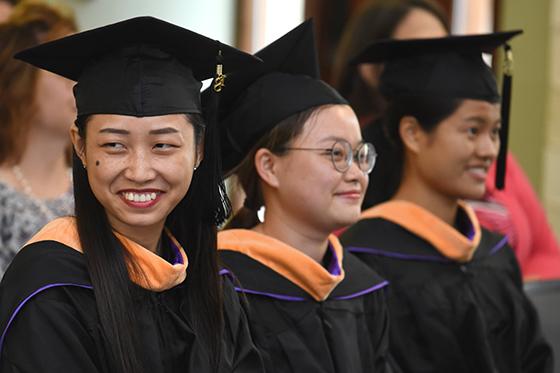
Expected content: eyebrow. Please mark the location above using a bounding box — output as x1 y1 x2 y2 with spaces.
319 136 364 145
98 127 180 135
149 127 180 135
464 117 501 125
99 128 129 135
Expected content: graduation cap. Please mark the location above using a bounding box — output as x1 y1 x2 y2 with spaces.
352 30 523 189
14 16 261 118
212 19 348 175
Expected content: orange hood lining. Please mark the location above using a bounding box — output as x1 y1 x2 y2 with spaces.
360 200 481 262
26 217 188 292
218 229 345 301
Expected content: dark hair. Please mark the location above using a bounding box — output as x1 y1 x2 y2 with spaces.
0 0 76 164
74 112 227 372
225 106 324 229
363 95 461 207
332 0 449 122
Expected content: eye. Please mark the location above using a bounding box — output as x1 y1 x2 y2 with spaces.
467 127 479 136
102 142 125 150
153 143 174 150
330 144 347 162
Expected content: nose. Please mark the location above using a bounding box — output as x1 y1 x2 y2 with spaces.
123 149 157 184
343 157 368 187
476 132 499 162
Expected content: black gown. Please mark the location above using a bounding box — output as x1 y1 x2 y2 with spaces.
0 221 263 372
340 200 553 373
218 229 397 373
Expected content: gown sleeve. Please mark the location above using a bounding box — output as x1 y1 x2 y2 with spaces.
0 286 101 373
221 279 265 373
504 246 554 373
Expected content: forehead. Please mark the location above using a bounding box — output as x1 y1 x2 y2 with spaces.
86 113 191 132
297 105 362 143
453 99 501 118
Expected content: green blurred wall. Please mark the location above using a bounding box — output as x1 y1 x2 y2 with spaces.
499 0 551 195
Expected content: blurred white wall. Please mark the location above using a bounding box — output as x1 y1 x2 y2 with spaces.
60 0 235 44
250 0 304 52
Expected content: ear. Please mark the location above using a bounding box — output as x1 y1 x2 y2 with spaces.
69 125 87 167
398 116 424 154
254 148 280 189
195 139 204 169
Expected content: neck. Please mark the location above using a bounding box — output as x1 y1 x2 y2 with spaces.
110 219 165 254
253 203 330 263
393 170 459 226
11 126 70 198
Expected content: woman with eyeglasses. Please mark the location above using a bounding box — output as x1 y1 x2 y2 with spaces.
212 21 397 373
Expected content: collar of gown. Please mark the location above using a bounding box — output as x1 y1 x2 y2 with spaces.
361 200 482 262
218 229 345 301
26 217 188 291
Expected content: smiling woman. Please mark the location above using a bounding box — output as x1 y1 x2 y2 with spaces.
340 33 553 372
212 20 396 373
72 114 203 251
0 16 263 373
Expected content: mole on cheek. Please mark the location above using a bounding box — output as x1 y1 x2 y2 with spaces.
95 160 100 166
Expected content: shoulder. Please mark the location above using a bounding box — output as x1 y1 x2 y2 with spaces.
220 250 310 301
0 241 91 340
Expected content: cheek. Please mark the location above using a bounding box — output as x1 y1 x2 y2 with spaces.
157 152 195 190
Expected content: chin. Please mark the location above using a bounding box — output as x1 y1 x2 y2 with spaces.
458 185 487 201
330 211 362 229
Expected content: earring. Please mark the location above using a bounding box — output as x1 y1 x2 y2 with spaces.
193 166 197 171
82 163 87 169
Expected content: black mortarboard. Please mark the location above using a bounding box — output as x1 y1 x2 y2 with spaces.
211 19 348 175
352 31 523 189
14 16 260 118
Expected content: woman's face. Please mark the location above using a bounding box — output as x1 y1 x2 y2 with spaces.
72 114 201 235
392 8 447 39
33 32 77 137
268 105 368 232
358 8 447 89
410 99 500 200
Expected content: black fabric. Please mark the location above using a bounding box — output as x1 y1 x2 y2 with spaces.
340 218 554 373
14 16 260 118
0 241 263 372
209 19 348 175
219 248 396 373
351 31 522 101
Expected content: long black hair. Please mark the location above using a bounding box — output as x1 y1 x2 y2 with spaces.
332 0 449 122
363 95 461 207
225 106 322 230
73 110 229 372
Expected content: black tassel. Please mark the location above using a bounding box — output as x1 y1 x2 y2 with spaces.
496 44 513 190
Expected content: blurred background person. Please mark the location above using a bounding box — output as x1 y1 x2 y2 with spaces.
331 0 560 281
0 0 16 23
0 0 77 276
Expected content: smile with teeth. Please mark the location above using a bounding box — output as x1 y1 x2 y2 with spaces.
122 192 158 202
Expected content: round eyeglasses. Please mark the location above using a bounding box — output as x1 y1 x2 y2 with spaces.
282 140 377 174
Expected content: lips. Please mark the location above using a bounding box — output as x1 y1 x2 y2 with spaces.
465 165 489 182
335 190 363 199
118 189 163 208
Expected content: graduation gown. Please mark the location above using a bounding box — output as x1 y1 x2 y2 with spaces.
340 200 554 373
0 217 263 372
218 229 396 373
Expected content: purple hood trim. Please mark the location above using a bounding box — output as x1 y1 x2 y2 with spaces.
348 235 509 262
333 280 389 300
326 242 342 276
232 280 389 302
0 283 93 356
